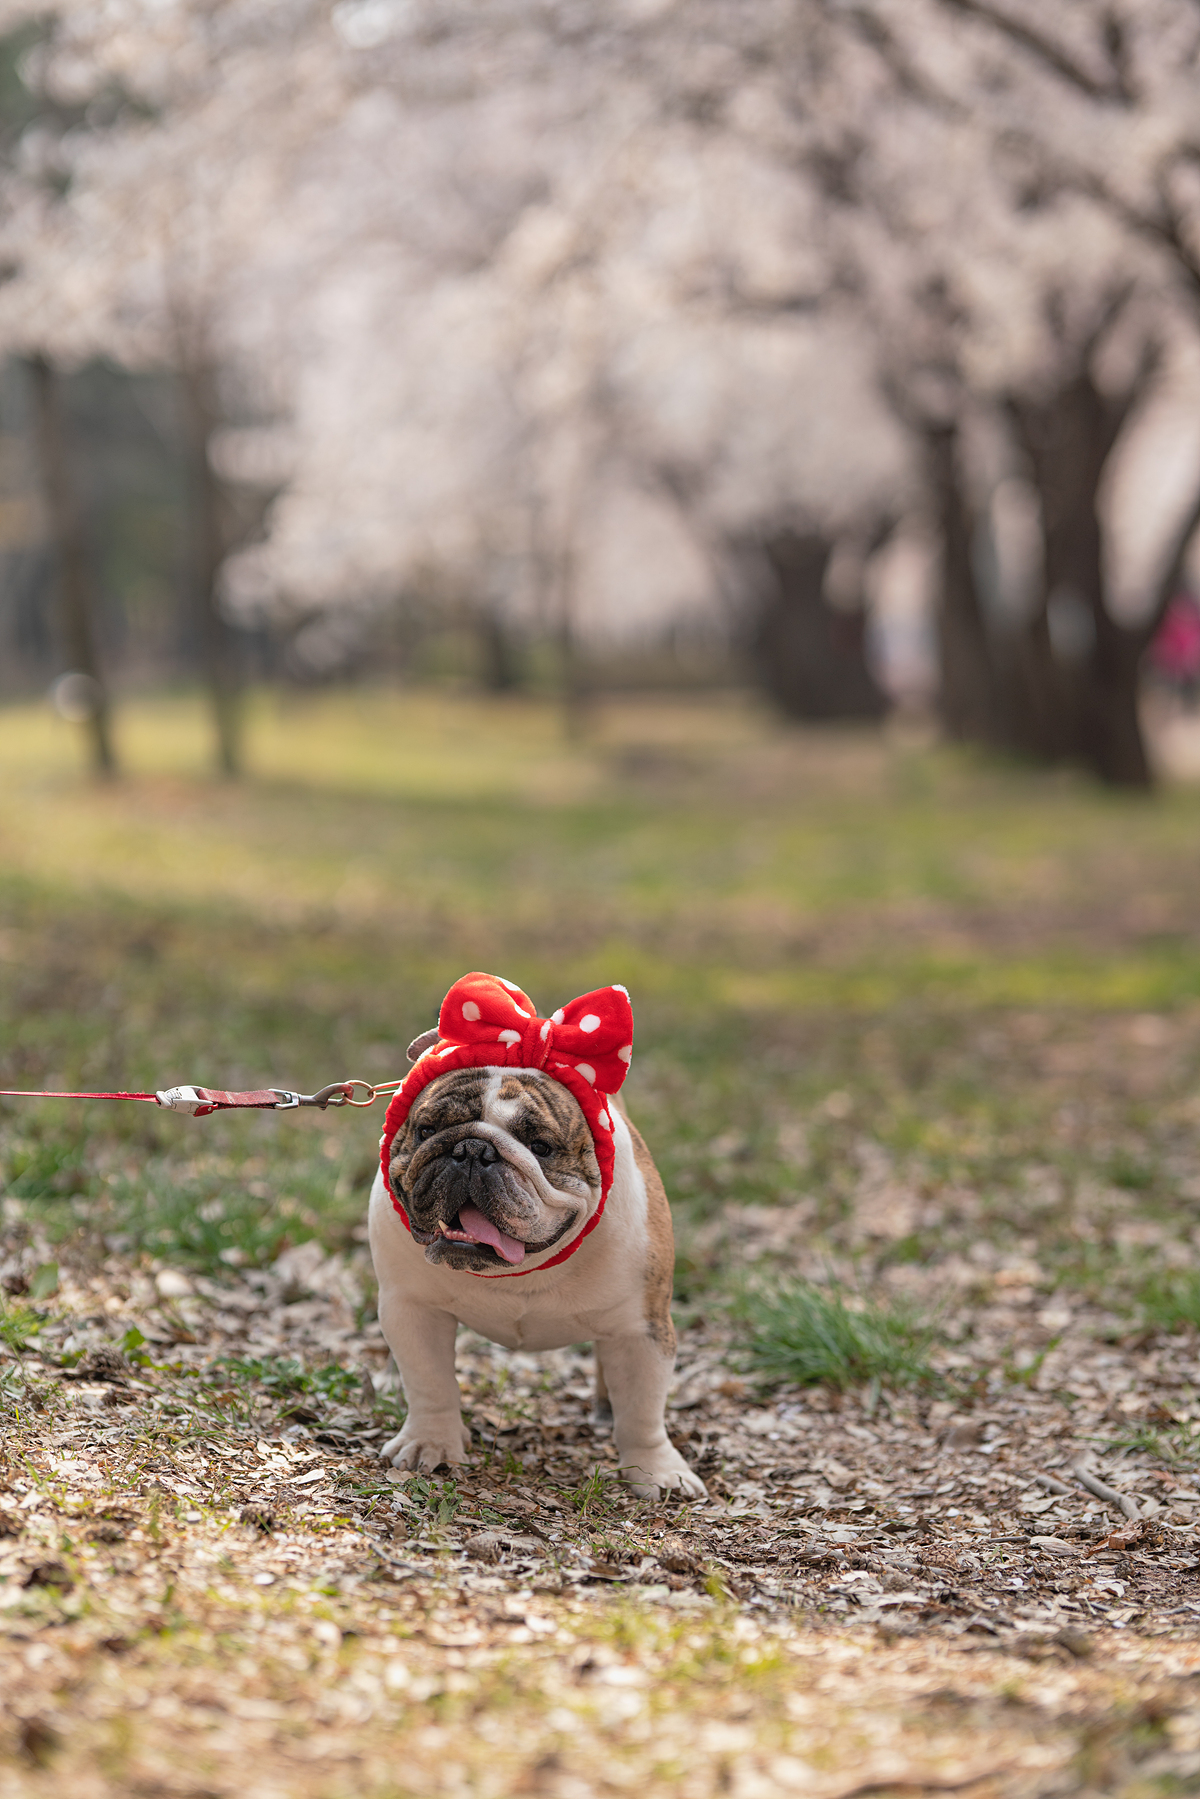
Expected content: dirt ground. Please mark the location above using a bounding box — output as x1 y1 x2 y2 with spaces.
5 1196 1200 1799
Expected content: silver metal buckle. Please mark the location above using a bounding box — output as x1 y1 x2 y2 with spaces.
271 1089 301 1109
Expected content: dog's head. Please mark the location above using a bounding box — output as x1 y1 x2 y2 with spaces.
386 1066 601 1272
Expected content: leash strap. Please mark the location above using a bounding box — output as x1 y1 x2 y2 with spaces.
0 1088 159 1103
0 1079 397 1115
157 1085 287 1116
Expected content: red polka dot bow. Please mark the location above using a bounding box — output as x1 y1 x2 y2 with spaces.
379 973 634 1276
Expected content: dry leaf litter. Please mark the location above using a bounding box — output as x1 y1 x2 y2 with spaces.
4 1198 1200 1798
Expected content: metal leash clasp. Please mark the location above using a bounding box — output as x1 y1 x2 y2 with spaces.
270 1080 381 1110
306 1079 377 1108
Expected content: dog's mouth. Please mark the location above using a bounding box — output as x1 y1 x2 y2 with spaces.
407 1203 577 1267
431 1203 526 1266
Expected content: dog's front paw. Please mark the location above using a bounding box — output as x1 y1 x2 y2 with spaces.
379 1419 471 1472
618 1443 707 1501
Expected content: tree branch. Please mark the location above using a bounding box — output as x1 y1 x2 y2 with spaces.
992 130 1200 308
837 5 965 115
1102 7 1139 104
936 0 1127 103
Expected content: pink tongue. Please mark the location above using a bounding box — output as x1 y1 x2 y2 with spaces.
457 1204 526 1265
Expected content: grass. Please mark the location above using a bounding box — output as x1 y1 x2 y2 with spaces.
217 1355 368 1409
6 685 1200 1793
738 1280 937 1391
1106 1422 1200 1466
1 685 1199 1315
1138 1273 1200 1335
0 1296 41 1351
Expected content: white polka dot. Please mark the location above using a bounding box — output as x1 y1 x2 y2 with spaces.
437 1044 457 1057
539 1021 551 1042
462 1000 481 1022
552 1008 565 1025
597 1110 611 1130
617 1044 632 1063
576 1063 596 1085
498 978 522 992
498 1029 520 1045
612 984 629 997
579 1013 601 1033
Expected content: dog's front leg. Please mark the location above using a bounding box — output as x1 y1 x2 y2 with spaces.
596 1330 705 1499
377 1298 471 1472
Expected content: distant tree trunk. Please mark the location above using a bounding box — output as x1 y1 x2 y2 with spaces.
753 531 889 721
179 361 241 778
552 545 593 740
1008 369 1150 787
477 609 522 691
27 355 116 777
930 360 1179 789
1085 615 1150 786
925 423 1001 746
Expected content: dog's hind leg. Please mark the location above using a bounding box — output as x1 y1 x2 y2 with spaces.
592 1347 613 1428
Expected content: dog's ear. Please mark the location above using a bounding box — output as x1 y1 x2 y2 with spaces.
406 1027 440 1063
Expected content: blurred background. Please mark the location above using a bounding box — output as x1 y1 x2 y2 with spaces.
2 0 1200 1353
1 0 1200 783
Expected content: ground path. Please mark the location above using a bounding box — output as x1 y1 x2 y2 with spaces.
4 1232 1200 1798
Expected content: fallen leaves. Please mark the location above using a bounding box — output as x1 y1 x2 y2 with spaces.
4 1165 1200 1794
1084 1519 1166 1556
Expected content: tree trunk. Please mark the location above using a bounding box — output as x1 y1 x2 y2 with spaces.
550 543 594 741
1085 613 1152 786
1008 369 1153 788
754 530 889 721
477 609 522 691
27 356 116 776
926 423 1001 745
179 361 241 778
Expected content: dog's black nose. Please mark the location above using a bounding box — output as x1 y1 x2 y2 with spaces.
453 1136 497 1164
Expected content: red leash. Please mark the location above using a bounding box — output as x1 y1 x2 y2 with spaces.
0 1079 399 1116
0 1088 159 1103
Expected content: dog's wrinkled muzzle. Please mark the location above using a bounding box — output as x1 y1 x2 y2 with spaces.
400 1125 542 1266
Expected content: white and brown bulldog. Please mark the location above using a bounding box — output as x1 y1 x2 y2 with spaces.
367 972 704 1498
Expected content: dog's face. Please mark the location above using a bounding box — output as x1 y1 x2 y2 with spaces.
387 1067 601 1272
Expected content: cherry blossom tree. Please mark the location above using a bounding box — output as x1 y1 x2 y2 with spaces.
0 0 344 772
213 0 914 718
818 0 1200 782
6 0 1199 780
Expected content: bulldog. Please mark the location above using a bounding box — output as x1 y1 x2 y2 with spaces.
367 971 704 1498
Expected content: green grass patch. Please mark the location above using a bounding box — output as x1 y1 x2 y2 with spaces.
2 1137 90 1202
2 689 1200 1318
0 1295 42 1351
98 1148 372 1275
1138 1273 1200 1335
1103 1421 1200 1466
398 1475 461 1527
1105 1150 1158 1193
217 1355 366 1410
0 1363 27 1419
738 1280 938 1391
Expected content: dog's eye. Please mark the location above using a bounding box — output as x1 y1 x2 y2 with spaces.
416 1124 437 1142
529 1138 554 1159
